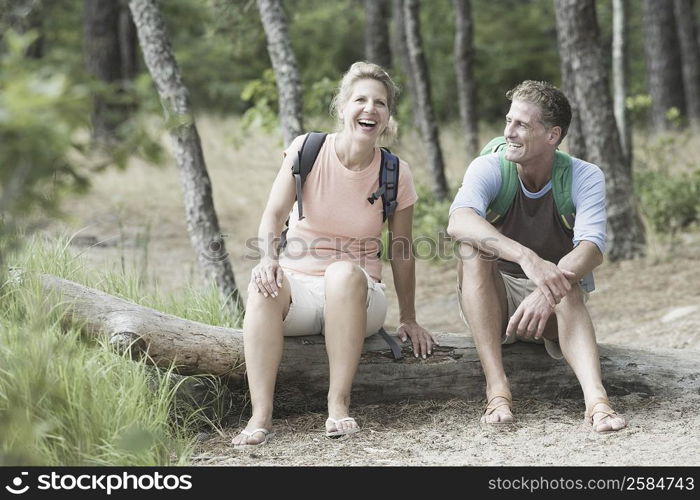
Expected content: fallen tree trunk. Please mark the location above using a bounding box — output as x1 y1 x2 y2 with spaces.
41 274 699 408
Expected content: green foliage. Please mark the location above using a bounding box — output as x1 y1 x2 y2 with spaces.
306 76 337 118
240 69 337 134
472 0 561 120
635 170 700 234
0 232 244 465
0 236 203 465
665 107 683 128
381 183 453 262
411 183 452 242
162 0 269 112
0 29 90 263
240 68 280 134
3 0 671 126
289 0 364 91
626 93 652 127
0 28 163 275
634 131 700 234
627 94 685 130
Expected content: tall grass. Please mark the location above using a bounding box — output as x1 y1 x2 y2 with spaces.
0 233 238 465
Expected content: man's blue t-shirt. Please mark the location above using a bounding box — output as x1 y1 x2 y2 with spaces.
449 153 607 255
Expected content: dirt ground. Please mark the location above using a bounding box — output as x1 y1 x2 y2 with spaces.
43 119 700 466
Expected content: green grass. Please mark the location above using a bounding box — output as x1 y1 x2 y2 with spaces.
0 233 240 465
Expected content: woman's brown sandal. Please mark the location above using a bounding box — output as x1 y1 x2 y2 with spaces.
481 393 514 424
584 397 625 433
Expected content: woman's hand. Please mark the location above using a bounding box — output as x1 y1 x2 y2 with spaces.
397 320 439 359
250 258 284 298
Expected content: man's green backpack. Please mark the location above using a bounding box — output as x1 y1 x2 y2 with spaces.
480 137 576 230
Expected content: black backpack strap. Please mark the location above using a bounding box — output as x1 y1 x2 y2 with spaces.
292 132 327 220
380 149 400 222
377 327 403 360
367 148 400 221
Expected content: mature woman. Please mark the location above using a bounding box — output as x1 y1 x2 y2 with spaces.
233 62 436 447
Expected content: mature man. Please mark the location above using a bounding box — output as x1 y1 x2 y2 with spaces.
447 80 626 433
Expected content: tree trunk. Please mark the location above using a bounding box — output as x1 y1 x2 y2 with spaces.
128 0 243 313
391 0 419 128
41 273 699 408
364 0 391 70
118 0 139 81
558 58 586 159
452 0 478 159
84 0 139 143
4 0 44 58
84 0 123 142
554 0 646 261
642 0 686 131
403 0 449 200
612 0 632 163
674 0 700 129
256 0 304 147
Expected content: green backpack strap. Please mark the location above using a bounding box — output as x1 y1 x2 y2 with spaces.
481 136 575 229
551 150 575 230
480 136 508 156
482 137 517 224
485 153 518 224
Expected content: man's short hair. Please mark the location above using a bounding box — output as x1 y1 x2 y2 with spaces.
506 81 572 142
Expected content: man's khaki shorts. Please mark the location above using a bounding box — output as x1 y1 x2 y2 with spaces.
282 268 387 337
458 272 589 359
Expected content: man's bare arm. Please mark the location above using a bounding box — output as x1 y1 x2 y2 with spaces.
558 240 604 281
447 207 575 304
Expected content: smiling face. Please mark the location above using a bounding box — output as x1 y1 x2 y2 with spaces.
339 78 390 144
503 99 560 166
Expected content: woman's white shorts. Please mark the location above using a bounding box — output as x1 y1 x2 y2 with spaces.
281 268 387 337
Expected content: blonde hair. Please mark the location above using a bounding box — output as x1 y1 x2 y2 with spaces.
506 80 572 143
330 61 399 143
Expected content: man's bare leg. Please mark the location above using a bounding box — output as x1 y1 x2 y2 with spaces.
556 287 627 432
458 244 512 423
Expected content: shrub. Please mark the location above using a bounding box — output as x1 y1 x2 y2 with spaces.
635 169 700 234
381 183 453 262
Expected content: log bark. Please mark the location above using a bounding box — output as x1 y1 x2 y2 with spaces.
128 0 243 313
555 0 646 261
403 0 449 200
41 273 699 409
452 0 478 159
256 0 304 147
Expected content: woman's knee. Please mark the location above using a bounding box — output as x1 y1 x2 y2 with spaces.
324 262 368 299
245 278 291 315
